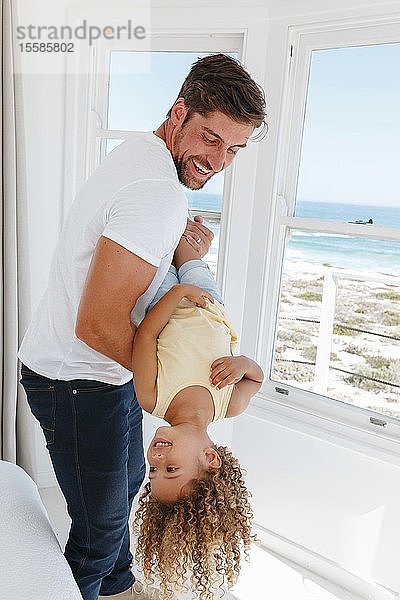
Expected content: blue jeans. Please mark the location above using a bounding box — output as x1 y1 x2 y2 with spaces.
147 259 224 312
20 364 145 600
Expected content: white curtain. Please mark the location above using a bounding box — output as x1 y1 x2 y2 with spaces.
1 0 33 469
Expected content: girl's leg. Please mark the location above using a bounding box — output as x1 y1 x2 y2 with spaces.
174 237 224 304
178 260 224 304
146 265 179 312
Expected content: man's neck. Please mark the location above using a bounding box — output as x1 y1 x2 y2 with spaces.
154 120 172 151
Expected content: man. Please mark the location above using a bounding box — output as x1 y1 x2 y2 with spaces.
18 53 266 600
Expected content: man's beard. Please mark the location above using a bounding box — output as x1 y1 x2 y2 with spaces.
173 155 211 190
172 126 213 190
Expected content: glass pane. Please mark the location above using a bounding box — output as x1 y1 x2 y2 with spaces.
105 139 124 154
186 181 224 275
295 43 400 224
189 216 220 276
276 41 400 418
108 52 213 131
287 226 400 275
107 51 237 273
272 231 400 419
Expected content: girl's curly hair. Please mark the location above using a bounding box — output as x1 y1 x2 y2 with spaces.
133 445 253 600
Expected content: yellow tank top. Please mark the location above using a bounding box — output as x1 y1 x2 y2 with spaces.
152 297 238 422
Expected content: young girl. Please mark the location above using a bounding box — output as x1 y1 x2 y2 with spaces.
132 237 264 600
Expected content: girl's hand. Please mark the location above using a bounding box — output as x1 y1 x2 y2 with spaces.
183 284 214 308
210 356 250 389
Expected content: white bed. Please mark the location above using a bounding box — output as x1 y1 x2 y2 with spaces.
0 460 82 600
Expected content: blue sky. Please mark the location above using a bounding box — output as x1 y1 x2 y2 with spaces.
297 43 400 207
108 45 400 207
108 51 226 196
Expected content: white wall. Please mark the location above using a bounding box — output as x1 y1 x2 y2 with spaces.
232 413 400 594
17 0 400 595
18 0 70 482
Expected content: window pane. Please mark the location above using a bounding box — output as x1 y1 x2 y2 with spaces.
105 139 124 154
108 52 213 131
295 43 400 223
272 231 400 419
274 41 400 419
186 184 224 275
296 200 400 229
288 206 400 274
106 51 237 272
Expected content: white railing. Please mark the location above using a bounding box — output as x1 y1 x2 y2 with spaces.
314 268 400 395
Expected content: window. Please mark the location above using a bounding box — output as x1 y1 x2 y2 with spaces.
87 42 241 275
267 26 400 428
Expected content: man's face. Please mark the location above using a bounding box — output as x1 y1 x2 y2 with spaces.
170 108 253 190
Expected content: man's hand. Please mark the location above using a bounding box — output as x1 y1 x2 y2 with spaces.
183 215 214 258
210 356 250 389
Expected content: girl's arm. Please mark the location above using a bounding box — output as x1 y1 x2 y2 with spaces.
210 355 264 418
132 284 213 413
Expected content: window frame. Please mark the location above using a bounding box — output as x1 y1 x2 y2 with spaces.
255 17 400 455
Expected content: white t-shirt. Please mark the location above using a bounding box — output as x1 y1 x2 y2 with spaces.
18 132 188 385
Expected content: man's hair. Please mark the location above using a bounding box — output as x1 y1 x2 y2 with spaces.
133 445 254 600
167 53 267 133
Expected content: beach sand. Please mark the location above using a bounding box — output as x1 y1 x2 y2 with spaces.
274 261 400 419
206 233 400 420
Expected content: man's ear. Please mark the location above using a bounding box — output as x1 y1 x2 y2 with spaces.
204 447 222 470
170 98 188 126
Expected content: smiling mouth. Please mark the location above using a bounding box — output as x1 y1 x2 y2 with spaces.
192 159 212 177
153 438 172 448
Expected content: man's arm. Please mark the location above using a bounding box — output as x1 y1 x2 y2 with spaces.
75 236 157 370
132 283 213 412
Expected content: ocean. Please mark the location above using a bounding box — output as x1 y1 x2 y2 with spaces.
187 193 400 277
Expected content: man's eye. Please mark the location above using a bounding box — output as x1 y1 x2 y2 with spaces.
149 466 156 472
203 134 216 144
167 467 176 472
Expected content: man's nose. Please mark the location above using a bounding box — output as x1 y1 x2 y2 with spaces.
208 147 226 173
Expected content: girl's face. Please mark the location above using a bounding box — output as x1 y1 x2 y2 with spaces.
146 426 220 502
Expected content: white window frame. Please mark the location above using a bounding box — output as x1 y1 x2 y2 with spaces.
254 16 400 460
